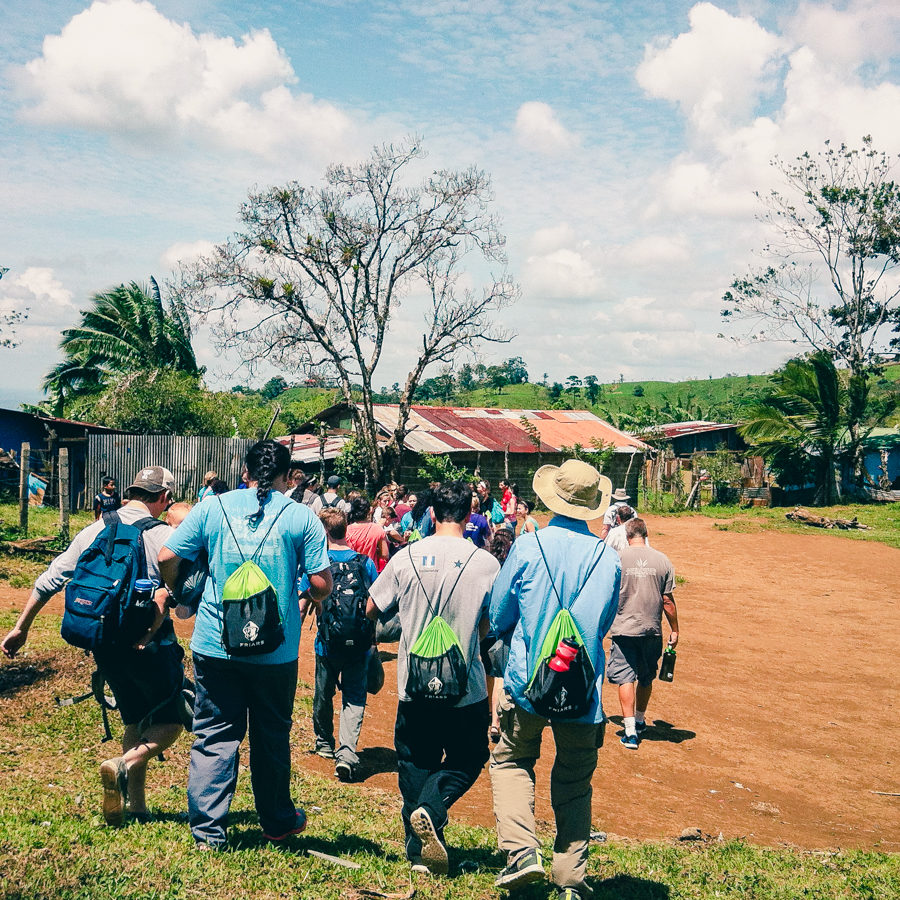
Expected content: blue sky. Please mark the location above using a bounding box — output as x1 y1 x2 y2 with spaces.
3 0 900 409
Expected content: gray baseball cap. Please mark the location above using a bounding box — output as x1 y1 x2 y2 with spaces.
126 465 175 494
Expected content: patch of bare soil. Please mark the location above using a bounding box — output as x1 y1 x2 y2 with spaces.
2 513 898 850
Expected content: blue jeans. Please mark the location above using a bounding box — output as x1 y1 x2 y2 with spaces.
312 651 368 766
188 653 299 845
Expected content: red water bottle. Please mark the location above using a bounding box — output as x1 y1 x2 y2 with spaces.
548 637 580 672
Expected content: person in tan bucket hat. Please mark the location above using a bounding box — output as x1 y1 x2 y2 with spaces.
487 459 621 899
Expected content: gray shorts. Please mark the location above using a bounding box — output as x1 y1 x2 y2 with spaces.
606 635 663 687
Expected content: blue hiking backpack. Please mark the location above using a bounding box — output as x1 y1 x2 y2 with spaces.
61 511 165 651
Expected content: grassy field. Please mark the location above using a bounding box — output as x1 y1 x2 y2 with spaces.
1 612 897 900
645 501 900 551
0 504 93 588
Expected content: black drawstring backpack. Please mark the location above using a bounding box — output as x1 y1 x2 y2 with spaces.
405 547 478 705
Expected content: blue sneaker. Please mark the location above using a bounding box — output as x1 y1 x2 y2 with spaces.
620 733 639 750
635 720 647 735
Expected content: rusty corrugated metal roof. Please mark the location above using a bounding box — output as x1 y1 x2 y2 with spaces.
369 405 648 455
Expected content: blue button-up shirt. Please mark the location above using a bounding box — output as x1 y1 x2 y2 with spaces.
489 515 621 723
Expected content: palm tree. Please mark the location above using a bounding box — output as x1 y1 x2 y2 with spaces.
739 352 848 505
45 278 199 411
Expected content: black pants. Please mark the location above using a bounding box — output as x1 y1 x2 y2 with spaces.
394 698 490 860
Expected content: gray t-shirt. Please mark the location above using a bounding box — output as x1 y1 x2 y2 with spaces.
370 534 499 706
609 544 675 637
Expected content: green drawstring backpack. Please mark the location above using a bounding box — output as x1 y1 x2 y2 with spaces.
524 534 606 719
405 547 478 704
218 498 289 656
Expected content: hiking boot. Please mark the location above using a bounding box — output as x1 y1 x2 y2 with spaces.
335 761 354 783
263 808 308 842
495 847 545 889
99 756 128 827
410 807 449 875
620 733 639 750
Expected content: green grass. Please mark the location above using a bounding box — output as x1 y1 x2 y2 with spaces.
0 504 94 587
1 613 898 900
652 501 900 550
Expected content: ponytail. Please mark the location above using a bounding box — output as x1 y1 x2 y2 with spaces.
244 440 290 525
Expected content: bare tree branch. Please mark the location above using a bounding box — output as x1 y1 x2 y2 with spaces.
176 137 518 482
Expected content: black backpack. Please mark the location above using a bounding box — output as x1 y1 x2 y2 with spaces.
319 553 374 657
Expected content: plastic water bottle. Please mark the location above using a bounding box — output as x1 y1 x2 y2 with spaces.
659 644 676 682
132 579 155 610
548 637 580 672
125 578 157 641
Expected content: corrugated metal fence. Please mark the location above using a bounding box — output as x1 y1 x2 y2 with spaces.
85 434 255 508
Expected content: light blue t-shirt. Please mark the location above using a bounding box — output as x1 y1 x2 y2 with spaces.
164 489 329 665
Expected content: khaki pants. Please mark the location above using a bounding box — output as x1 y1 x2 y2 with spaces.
489 692 603 889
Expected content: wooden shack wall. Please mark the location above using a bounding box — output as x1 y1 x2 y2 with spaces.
393 450 644 509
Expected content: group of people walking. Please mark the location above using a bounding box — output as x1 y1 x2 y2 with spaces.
1 441 679 900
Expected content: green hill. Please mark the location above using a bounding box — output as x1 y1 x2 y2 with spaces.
427 364 900 429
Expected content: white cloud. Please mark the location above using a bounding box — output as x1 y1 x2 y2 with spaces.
514 101 577 154
17 0 354 160
618 234 690 267
789 0 900 73
159 240 217 273
521 223 599 299
637 2 785 133
0 268 76 327
641 3 900 222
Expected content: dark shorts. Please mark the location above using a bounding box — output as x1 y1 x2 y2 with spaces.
94 641 185 727
606 635 663 687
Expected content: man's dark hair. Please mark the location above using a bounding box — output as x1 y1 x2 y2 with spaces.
210 478 229 495
126 487 164 503
617 505 635 524
410 489 431 522
432 480 473 524
625 517 648 540
103 477 116 488
347 496 371 525
245 440 290 524
394 484 408 500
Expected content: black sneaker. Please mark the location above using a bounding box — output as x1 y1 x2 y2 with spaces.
410 807 449 875
99 756 128 827
263 808 307 842
335 761 354 782
495 847 545 889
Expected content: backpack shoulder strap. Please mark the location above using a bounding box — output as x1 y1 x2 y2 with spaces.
217 497 247 564
100 510 121 565
534 531 606 613
407 544 479 623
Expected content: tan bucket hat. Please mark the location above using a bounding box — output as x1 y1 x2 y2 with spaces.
532 459 611 521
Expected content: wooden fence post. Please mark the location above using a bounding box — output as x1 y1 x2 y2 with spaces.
59 447 70 541
18 442 30 536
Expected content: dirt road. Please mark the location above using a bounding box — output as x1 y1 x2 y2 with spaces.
2 514 898 849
